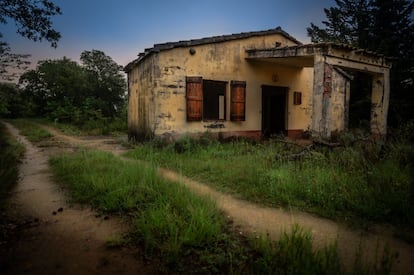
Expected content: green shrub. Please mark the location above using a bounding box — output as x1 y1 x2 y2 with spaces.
0 123 24 208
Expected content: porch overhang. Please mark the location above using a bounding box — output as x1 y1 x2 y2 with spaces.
245 43 391 71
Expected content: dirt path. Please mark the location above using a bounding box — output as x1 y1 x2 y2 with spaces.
0 123 152 274
4 122 414 274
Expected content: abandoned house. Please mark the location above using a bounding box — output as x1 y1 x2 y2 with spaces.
125 27 391 141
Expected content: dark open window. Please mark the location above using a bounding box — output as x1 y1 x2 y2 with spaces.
203 80 227 120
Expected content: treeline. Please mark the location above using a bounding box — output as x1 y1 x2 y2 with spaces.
0 50 126 131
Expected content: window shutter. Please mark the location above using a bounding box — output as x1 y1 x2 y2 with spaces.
230 81 246 121
186 77 203 121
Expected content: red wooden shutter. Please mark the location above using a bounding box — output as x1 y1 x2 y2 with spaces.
186 76 203 121
230 81 246 121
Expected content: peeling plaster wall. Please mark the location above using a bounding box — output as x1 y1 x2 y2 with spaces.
127 54 158 139
329 69 350 134
371 71 390 135
136 33 313 137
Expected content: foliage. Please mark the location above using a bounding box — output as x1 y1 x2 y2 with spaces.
49 150 231 272
0 0 61 81
0 82 32 117
80 50 126 118
251 225 342 274
127 131 414 228
49 149 394 274
0 122 24 209
18 51 126 130
0 0 61 47
10 119 52 142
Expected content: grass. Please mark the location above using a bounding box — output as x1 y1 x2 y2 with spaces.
45 117 127 136
0 122 24 209
10 119 52 142
49 149 395 274
125 130 414 228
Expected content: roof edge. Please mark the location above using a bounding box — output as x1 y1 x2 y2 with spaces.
125 27 301 72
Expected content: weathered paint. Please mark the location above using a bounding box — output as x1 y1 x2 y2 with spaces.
127 30 312 139
126 29 391 140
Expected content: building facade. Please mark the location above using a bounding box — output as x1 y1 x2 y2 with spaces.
125 27 391 141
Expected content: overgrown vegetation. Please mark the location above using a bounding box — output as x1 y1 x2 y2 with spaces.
0 49 127 134
49 149 395 273
126 126 414 228
0 123 24 209
10 119 52 142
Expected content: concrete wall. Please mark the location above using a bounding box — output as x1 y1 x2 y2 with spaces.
128 33 314 139
128 54 158 140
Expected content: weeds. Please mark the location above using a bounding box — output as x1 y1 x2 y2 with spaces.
10 119 52 142
126 129 414 227
0 122 24 209
49 150 230 272
50 149 395 274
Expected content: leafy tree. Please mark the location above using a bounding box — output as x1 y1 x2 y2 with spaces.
20 57 88 120
0 82 32 117
80 50 126 118
307 0 371 47
0 0 62 81
307 0 414 126
0 0 61 47
19 51 126 127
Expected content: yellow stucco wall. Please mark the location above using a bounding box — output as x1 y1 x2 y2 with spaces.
128 33 315 138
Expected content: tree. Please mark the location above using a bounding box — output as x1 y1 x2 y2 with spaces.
0 0 62 81
307 0 414 126
19 57 88 119
307 0 372 47
80 50 126 118
0 38 30 81
0 82 33 117
19 51 126 125
0 0 61 47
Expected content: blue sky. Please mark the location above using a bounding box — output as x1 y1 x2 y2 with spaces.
2 0 335 68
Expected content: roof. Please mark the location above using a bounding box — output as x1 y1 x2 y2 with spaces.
125 27 301 72
246 42 391 68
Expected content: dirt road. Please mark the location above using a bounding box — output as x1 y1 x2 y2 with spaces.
2 122 414 274
0 123 152 274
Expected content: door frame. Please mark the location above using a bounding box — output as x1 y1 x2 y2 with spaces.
261 85 288 137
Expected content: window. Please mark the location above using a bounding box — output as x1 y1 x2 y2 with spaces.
186 77 245 122
203 80 227 120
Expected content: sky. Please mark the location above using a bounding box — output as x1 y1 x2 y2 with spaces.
2 0 336 70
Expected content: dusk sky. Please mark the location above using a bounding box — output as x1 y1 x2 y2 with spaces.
2 0 336 68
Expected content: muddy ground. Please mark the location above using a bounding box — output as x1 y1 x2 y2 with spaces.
1 122 413 274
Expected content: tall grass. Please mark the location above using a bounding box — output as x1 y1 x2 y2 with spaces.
49 149 394 274
49 151 230 272
10 119 52 142
0 122 24 208
126 130 414 227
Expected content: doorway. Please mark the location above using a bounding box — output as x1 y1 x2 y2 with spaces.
262 86 288 137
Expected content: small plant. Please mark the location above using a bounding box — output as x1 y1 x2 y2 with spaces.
250 225 342 274
0 123 25 209
11 119 52 142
